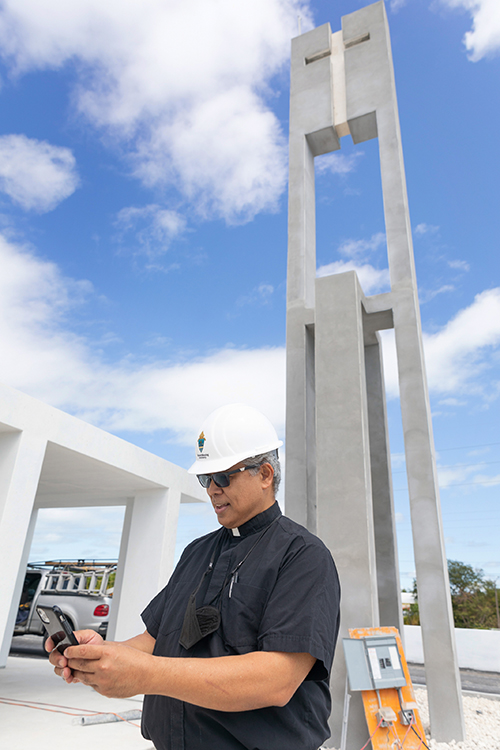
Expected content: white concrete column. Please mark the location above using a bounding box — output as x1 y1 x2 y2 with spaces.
0 430 47 666
285 24 339 529
315 271 379 749
365 334 403 633
341 2 464 739
108 487 181 642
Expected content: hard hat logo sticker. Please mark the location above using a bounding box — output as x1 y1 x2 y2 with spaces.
198 431 206 453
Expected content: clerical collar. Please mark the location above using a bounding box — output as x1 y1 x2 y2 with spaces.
226 502 281 539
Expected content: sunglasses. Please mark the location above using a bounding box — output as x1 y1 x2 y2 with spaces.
197 465 259 489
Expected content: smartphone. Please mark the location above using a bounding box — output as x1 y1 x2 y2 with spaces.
36 605 79 654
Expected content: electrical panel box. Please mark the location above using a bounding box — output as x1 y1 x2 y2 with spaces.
343 635 406 691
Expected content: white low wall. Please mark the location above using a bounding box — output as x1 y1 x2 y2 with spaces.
404 625 500 673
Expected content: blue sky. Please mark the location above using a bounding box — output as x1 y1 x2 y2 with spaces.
0 0 499 590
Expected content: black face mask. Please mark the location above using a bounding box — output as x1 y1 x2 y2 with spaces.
179 594 221 650
179 541 223 651
178 516 279 651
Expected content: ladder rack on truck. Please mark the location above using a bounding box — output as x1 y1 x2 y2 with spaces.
15 560 116 640
28 560 117 597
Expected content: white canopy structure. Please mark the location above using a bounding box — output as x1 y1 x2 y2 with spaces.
0 381 205 666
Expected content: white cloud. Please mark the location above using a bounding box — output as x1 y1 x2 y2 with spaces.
337 232 386 260
317 260 391 296
237 283 274 307
2 237 499 454
437 463 500 490
0 134 79 212
419 284 455 303
390 0 409 11
382 288 500 398
424 287 500 393
0 234 286 444
115 204 187 258
414 223 439 236
316 233 389 295
448 259 470 272
0 0 313 222
471 473 500 486
315 152 364 176
30 507 126 561
441 0 500 60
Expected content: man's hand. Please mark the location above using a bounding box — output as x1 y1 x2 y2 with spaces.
47 629 104 684
47 628 315 710
68 641 154 698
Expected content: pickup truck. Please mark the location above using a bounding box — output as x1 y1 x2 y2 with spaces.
14 560 115 647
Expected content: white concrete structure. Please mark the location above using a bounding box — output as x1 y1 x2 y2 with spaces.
404 625 500 674
0 381 205 668
285 2 464 745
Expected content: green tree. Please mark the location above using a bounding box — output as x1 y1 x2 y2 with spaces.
447 560 498 629
406 560 499 630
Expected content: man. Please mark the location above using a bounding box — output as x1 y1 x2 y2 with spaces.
48 403 340 750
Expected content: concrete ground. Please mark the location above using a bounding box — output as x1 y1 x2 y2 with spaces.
3 641 499 749
0 655 154 750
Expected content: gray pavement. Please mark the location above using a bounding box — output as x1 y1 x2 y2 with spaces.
408 662 500 697
1 653 153 750
3 639 499 750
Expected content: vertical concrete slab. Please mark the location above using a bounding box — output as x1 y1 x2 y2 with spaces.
286 24 338 528
364 333 403 633
109 487 180 642
0 430 47 666
315 271 379 749
342 2 464 739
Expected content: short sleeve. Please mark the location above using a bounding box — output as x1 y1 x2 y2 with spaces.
141 585 169 639
257 537 340 681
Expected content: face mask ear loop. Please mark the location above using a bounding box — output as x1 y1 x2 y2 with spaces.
179 530 226 650
193 528 225 596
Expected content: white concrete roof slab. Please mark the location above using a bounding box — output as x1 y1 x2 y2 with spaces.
36 443 165 508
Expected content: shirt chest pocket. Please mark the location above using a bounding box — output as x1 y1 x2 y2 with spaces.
220 581 269 651
157 579 198 637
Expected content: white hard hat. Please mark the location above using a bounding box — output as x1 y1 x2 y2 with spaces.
188 403 283 475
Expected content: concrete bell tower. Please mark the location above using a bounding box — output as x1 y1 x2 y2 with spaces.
285 2 465 746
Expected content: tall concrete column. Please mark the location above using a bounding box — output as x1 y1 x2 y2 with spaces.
316 271 379 749
0 430 46 666
365 333 403 633
342 2 464 738
108 487 180 641
286 23 339 530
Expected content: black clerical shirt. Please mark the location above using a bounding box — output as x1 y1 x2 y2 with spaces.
141 502 340 750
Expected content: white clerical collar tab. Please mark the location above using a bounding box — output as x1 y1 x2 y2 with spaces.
232 527 241 536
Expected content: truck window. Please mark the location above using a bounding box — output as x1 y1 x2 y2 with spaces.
16 572 42 624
